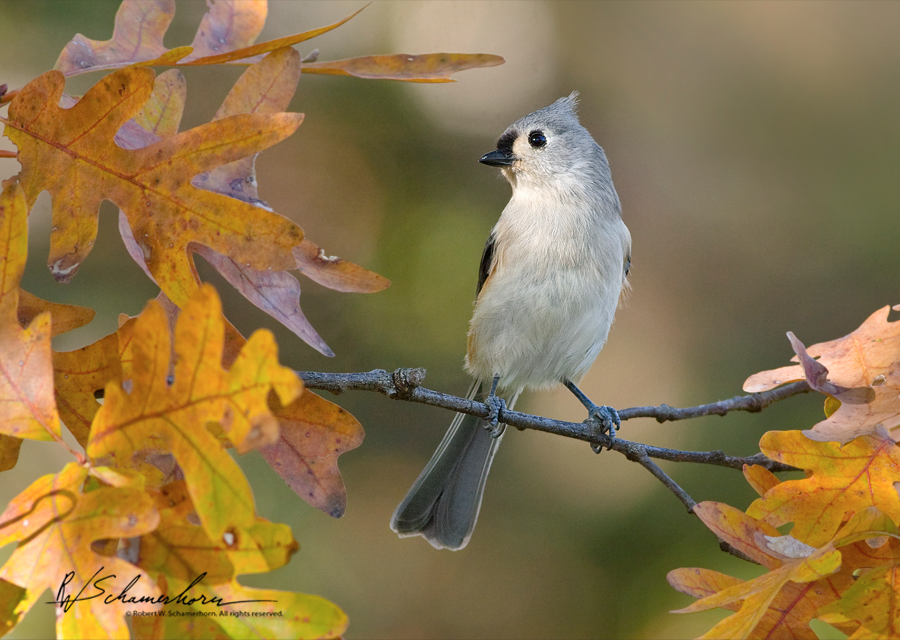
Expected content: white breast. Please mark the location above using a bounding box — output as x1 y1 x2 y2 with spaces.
465 185 630 394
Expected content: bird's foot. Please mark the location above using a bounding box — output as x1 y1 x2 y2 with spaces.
484 394 507 439
586 404 620 453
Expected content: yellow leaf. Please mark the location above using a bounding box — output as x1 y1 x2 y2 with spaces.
674 547 842 639
742 464 781 498
0 463 160 638
817 538 900 639
747 429 900 547
134 499 344 640
88 284 301 540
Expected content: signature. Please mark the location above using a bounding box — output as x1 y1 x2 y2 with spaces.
47 568 275 612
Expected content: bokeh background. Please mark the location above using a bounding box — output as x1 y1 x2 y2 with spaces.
2 1 900 638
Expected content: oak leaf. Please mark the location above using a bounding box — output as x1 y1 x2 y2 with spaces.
817 538 900 639
5 66 306 307
17 290 94 337
53 0 505 82
53 318 136 449
302 52 505 82
133 498 345 640
0 462 160 639
88 284 301 540
673 546 842 639
260 390 365 518
668 502 879 640
54 0 190 74
53 0 361 75
747 428 900 547
744 307 900 443
0 183 60 445
742 464 781 498
115 49 387 355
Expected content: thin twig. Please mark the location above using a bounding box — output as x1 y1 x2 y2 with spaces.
618 380 812 422
627 450 758 563
296 368 800 473
632 451 697 511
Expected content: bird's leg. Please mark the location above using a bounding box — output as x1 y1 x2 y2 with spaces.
483 375 507 439
563 379 619 452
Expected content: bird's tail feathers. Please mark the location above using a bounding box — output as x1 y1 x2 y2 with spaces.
390 380 518 550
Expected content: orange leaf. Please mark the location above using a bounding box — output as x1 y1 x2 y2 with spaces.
17 290 94 337
88 284 300 540
667 567 742 611
5 67 305 308
742 464 781 498
691 502 784 569
52 0 366 76
667 566 849 640
0 183 60 444
747 428 900 547
744 306 900 393
53 319 135 449
0 463 160 638
744 307 900 443
669 507 900 639
212 315 363 517
260 390 365 518
302 52 506 83
293 239 390 294
113 49 387 352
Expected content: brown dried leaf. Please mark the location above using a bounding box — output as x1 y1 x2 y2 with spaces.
54 0 190 75
182 0 267 63
260 390 364 518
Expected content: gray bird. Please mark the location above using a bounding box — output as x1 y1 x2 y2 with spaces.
391 93 632 550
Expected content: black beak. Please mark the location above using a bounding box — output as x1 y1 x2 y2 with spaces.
479 149 515 167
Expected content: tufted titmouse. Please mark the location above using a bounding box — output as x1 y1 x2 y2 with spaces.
391 93 632 550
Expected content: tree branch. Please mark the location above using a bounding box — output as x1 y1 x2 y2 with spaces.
295 368 801 473
297 367 806 565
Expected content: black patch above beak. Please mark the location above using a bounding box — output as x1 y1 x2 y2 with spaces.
479 149 515 167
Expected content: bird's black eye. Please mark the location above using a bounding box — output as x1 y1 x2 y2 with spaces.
528 130 547 148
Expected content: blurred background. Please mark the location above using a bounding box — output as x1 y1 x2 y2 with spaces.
2 1 900 638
